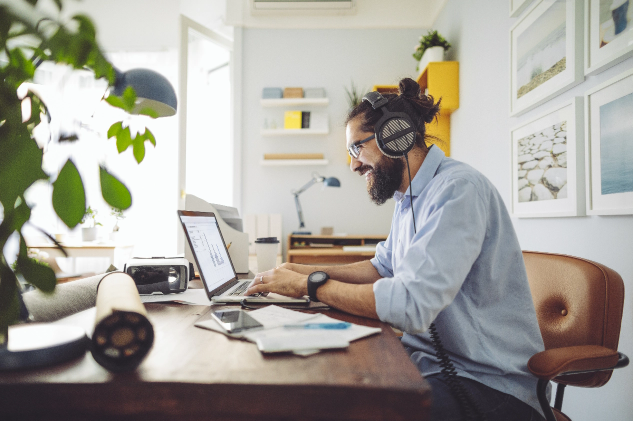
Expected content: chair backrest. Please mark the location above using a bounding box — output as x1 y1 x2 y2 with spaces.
522 251 625 388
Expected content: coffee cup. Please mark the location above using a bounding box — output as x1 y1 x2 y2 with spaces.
254 237 279 273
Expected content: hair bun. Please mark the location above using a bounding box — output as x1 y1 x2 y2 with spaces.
398 77 421 99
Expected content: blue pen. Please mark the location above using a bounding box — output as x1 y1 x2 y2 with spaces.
283 322 352 330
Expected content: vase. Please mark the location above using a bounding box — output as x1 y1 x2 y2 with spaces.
418 46 445 73
82 227 98 242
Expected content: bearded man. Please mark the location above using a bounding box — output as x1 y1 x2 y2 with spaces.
246 78 547 421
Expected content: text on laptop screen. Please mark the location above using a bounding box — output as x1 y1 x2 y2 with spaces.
181 215 234 291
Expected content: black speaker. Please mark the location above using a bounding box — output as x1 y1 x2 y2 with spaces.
362 91 416 158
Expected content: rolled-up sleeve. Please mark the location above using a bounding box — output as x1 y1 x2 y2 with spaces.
373 177 488 334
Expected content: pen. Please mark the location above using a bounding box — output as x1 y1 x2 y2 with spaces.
227 242 232 249
283 322 351 330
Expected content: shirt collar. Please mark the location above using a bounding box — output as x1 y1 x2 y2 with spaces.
393 145 445 202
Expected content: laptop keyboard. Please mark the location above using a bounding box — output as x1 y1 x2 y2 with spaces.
230 281 261 297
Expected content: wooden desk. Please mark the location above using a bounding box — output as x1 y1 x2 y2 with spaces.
0 287 430 420
287 234 387 265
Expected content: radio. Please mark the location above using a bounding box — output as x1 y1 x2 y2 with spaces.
124 257 194 294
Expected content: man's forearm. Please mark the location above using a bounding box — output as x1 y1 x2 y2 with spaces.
284 260 381 284
316 280 378 319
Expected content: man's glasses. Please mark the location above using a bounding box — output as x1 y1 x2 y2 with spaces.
347 134 375 159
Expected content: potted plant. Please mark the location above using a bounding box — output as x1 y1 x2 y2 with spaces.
110 207 125 241
413 30 452 72
81 206 102 242
0 0 161 342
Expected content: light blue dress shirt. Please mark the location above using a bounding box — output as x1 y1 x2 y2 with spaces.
371 145 546 415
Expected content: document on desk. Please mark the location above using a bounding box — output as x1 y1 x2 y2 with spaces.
139 288 211 306
195 305 381 356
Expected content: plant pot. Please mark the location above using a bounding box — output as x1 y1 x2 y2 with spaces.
82 227 98 242
418 46 445 73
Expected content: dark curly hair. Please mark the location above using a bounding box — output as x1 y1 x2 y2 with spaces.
345 77 441 151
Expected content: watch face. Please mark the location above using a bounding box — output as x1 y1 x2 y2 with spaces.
310 271 327 282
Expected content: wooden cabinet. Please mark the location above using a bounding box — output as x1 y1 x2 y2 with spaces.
286 234 387 265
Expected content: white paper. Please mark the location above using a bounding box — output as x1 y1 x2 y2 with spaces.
139 288 211 306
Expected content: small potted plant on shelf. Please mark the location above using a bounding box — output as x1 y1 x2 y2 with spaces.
110 207 125 241
413 30 452 72
81 206 102 242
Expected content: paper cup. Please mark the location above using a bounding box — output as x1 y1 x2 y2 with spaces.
255 237 279 273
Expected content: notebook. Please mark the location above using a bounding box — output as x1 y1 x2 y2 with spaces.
178 210 309 304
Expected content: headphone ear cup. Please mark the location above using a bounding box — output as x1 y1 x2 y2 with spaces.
375 116 416 158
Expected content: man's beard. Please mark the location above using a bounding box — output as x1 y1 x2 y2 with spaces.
360 156 404 205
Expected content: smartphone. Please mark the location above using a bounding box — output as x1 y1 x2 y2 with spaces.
211 309 263 333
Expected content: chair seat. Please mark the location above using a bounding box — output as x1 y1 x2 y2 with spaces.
553 407 572 421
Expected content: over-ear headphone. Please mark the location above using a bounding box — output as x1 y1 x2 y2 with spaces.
362 91 417 158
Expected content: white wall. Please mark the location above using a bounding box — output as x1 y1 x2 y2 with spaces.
433 1 633 420
240 28 427 248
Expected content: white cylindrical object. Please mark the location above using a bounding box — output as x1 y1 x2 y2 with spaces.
255 237 279 273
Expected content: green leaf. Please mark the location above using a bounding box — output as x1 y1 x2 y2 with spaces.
122 86 137 110
138 107 159 119
115 126 132 153
100 166 132 210
133 138 145 163
107 121 122 138
52 159 86 228
0 134 48 210
105 94 127 111
145 128 156 146
17 237 56 293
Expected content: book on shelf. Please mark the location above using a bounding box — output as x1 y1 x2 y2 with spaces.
264 153 324 160
284 111 302 129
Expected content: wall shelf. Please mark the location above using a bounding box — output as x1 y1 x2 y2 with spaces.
260 98 329 107
261 128 329 136
260 159 329 166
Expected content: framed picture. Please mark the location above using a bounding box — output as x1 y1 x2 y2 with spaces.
585 0 633 75
511 97 585 217
585 68 633 215
511 0 535 17
510 0 584 116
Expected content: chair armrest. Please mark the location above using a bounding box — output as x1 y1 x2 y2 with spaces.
528 345 619 380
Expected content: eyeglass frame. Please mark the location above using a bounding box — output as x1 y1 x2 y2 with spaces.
347 133 375 159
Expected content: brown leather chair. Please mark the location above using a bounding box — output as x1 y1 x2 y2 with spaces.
523 251 629 421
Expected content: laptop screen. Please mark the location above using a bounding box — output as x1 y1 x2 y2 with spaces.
179 212 237 295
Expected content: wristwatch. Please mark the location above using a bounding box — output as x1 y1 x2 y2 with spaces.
307 271 329 302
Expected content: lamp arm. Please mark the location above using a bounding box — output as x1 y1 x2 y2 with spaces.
293 193 306 229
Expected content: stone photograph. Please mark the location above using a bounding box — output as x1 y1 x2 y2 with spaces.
516 0 567 99
516 121 568 202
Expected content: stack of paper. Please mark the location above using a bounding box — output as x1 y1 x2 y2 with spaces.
195 305 381 356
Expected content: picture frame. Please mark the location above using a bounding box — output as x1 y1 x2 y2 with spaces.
510 0 584 116
584 67 633 215
511 97 585 217
585 0 633 76
511 0 535 17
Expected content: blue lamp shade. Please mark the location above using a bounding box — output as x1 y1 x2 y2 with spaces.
323 177 341 187
112 68 177 117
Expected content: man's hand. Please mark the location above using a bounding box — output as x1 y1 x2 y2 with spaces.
245 266 308 298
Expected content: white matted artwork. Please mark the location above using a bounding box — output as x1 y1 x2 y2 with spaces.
585 0 633 75
511 97 585 217
585 68 633 215
510 0 584 116
511 0 535 17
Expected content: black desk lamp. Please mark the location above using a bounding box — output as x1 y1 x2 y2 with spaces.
112 68 177 117
292 172 341 235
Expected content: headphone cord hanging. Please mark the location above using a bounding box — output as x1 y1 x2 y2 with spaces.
404 154 487 421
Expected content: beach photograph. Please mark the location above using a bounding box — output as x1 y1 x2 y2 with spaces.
600 0 633 48
516 121 568 202
599 92 633 195
516 0 567 99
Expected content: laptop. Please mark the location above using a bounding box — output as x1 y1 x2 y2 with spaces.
178 210 309 304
